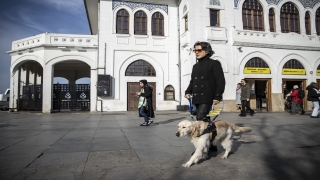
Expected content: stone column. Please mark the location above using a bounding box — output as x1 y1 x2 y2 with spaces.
42 65 53 113
90 69 97 112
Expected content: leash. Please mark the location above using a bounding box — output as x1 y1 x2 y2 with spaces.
187 97 194 120
197 100 224 137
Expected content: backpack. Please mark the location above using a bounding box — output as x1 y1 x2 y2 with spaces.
297 88 305 99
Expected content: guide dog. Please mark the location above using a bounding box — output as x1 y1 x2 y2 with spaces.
175 119 252 167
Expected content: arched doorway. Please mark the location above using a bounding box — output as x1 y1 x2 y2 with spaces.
243 57 272 112
281 59 307 112
53 61 91 111
126 60 156 111
15 61 43 111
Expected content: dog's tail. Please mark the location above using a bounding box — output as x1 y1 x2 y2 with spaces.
230 123 252 133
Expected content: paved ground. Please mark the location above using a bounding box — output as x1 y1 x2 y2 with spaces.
0 110 320 180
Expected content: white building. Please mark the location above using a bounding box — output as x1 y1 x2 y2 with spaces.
7 0 320 113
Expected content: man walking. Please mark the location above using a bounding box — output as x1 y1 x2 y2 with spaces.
240 79 254 117
185 41 225 127
289 85 304 115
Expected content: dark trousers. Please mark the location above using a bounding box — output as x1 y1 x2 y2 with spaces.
241 100 253 114
194 104 212 120
139 106 150 122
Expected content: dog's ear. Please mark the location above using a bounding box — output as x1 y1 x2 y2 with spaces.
189 121 198 135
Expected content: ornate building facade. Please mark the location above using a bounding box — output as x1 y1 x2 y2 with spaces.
7 0 320 112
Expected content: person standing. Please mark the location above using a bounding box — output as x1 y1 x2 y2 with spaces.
136 79 155 126
185 41 225 128
240 79 254 117
236 83 242 111
307 82 320 118
289 85 304 115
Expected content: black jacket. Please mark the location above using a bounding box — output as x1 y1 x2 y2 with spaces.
138 85 155 118
185 55 225 104
306 85 320 102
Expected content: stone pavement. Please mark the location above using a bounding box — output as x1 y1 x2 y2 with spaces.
0 110 320 180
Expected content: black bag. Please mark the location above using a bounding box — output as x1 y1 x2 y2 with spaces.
297 88 305 99
286 96 292 102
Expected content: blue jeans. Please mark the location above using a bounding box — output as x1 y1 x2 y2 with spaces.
139 106 150 122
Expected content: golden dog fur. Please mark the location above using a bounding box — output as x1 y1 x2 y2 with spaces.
176 119 252 167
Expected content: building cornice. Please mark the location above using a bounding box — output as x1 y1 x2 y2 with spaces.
233 41 320 51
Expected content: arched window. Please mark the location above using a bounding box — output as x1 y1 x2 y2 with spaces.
269 8 276 32
245 57 269 68
244 57 270 74
134 11 147 35
152 12 164 36
305 12 311 35
280 2 300 33
116 9 129 34
125 60 156 76
316 8 320 35
242 0 264 31
164 85 175 100
283 59 304 69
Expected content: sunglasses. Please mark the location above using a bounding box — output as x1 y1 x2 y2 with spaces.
193 49 203 53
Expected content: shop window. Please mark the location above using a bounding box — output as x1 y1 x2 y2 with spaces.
125 60 156 76
280 2 300 34
305 12 311 35
134 10 147 35
269 8 276 32
242 0 264 31
316 8 320 35
152 12 164 36
164 85 175 100
116 9 129 34
210 9 220 27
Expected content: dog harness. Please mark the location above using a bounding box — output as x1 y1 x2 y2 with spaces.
197 101 224 137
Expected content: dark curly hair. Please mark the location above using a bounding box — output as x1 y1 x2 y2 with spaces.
193 41 214 56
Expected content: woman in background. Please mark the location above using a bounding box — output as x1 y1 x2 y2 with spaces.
236 83 242 111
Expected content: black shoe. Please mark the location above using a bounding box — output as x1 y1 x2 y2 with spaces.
310 116 319 118
140 122 149 126
250 110 254 116
300 110 305 115
239 113 246 117
147 120 153 125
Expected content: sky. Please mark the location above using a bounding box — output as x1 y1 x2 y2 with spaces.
0 0 91 94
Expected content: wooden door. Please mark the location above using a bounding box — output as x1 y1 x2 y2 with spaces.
265 79 272 111
127 82 156 111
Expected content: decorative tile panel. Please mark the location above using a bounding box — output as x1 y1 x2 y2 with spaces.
112 0 168 14
234 0 320 8
210 0 221 6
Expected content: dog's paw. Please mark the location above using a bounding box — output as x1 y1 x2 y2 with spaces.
182 163 191 167
220 155 228 159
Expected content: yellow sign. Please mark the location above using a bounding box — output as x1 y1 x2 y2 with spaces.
317 70 320 76
244 68 271 74
282 68 306 75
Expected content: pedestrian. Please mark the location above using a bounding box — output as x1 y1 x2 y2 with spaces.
239 79 254 117
236 83 242 111
289 85 305 115
185 41 225 132
136 79 155 126
307 82 320 118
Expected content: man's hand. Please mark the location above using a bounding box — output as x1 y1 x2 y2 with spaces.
185 94 191 99
213 100 219 105
136 92 141 96
247 98 249 101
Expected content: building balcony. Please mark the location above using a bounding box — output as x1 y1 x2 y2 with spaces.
233 29 320 51
9 33 97 52
206 26 227 43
